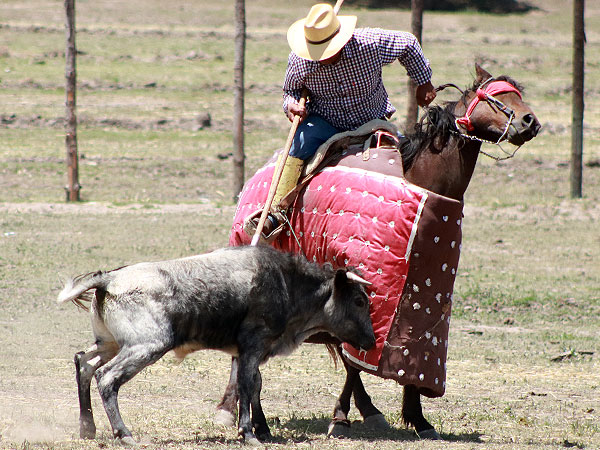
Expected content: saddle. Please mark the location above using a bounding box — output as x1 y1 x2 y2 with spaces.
278 119 403 211
242 119 404 243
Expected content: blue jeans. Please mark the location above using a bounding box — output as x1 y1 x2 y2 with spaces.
289 115 342 160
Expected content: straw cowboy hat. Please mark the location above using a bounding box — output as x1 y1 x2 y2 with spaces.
287 3 357 61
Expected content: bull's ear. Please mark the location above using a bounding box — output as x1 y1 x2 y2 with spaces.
334 269 346 290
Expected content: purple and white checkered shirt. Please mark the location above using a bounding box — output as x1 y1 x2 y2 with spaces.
283 28 432 131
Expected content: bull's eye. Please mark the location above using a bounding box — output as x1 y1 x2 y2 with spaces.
355 297 366 308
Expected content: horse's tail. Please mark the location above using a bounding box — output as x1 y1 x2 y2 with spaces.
57 271 112 311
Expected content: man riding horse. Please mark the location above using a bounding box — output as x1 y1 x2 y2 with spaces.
245 3 437 241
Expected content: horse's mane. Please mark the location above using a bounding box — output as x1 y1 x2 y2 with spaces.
399 75 524 171
399 103 458 171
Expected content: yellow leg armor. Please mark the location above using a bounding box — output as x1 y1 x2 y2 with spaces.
271 155 304 215
242 155 304 243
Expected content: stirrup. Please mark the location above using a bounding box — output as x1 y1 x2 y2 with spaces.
242 209 286 244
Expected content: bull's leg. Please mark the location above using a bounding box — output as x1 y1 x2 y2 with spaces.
236 351 262 446
215 357 238 427
95 342 169 446
327 358 360 438
250 369 271 441
352 373 391 431
402 384 441 440
74 342 118 439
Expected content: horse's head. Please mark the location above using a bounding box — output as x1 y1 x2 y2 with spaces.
456 64 540 146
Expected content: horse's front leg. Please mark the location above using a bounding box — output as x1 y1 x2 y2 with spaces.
215 356 239 427
402 384 441 439
351 372 391 431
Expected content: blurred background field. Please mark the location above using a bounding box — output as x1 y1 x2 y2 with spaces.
1 0 599 204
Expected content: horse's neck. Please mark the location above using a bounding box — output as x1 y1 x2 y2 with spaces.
404 137 481 202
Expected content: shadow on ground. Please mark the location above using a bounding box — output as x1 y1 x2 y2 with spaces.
280 415 484 443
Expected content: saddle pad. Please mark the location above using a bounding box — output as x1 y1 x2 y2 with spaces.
230 147 463 398
231 163 425 366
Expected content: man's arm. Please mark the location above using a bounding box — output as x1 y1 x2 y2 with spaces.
371 28 435 106
282 53 309 122
372 29 432 84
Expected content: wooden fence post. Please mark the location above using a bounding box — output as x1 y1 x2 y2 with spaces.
405 0 424 131
570 0 585 198
232 0 246 202
64 0 80 201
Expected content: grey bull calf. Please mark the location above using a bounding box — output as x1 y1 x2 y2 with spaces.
58 245 375 445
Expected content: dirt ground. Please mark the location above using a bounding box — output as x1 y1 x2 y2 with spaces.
0 201 597 450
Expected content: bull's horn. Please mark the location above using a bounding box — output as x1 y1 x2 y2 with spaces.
346 271 372 286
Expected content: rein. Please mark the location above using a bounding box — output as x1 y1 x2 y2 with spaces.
434 78 523 161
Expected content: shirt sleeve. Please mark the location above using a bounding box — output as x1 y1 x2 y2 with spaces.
282 52 306 115
373 29 432 86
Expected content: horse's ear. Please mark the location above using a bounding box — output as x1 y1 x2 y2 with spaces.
475 63 492 83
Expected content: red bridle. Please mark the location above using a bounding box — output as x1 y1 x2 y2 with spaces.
455 80 522 132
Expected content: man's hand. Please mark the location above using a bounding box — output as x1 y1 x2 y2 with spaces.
416 81 436 107
286 100 307 123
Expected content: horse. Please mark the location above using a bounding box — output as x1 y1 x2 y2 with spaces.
217 63 540 440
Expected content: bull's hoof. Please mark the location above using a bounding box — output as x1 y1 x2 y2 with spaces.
118 436 138 447
79 421 96 440
417 428 441 440
214 409 236 427
239 429 262 447
255 427 272 442
327 421 351 438
363 413 391 431
238 427 262 447
245 436 262 446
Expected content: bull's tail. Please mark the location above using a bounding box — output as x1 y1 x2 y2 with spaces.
57 271 112 311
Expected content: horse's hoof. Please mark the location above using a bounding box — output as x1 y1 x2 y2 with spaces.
214 409 236 427
327 421 351 439
417 428 441 440
363 413 391 430
118 436 138 447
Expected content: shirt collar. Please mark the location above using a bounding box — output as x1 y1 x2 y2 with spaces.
317 36 355 67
